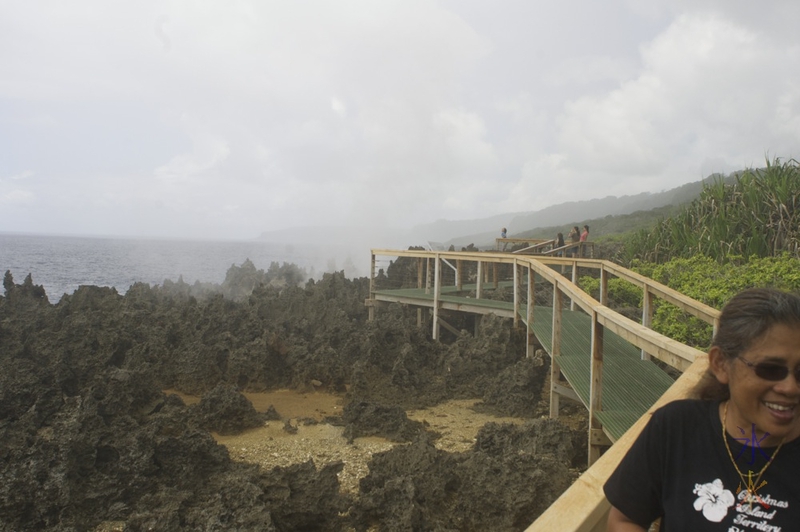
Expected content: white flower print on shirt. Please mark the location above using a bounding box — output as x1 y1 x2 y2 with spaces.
693 479 735 522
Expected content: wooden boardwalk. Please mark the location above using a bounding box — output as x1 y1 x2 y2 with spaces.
373 284 674 441
370 249 719 530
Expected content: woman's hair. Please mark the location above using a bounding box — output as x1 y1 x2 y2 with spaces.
583 225 589 231
695 288 800 400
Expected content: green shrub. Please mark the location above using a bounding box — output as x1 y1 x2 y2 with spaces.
632 254 800 348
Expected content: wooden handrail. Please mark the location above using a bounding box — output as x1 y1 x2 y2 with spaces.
600 261 719 326
513 239 556 254
372 249 719 350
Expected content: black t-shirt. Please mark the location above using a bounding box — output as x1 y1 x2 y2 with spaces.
604 399 800 531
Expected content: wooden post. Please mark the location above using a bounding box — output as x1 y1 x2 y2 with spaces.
456 259 463 291
599 265 608 306
493 261 499 289
641 286 653 360
425 258 432 294
550 283 563 419
476 261 483 299
527 266 535 358
513 260 520 328
588 310 605 466
368 252 376 321
417 258 424 328
432 254 441 340
570 260 579 311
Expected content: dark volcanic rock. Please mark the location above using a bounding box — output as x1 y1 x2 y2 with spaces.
0 274 352 531
342 401 428 443
476 350 550 417
0 362 351 531
0 263 572 531
264 404 282 420
191 382 266 435
350 420 579 532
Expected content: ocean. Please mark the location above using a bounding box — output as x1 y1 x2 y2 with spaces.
0 233 349 301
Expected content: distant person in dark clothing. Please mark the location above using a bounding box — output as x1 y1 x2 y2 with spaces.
501 227 508 250
555 232 565 256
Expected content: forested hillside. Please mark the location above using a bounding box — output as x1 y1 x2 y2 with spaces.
578 158 800 349
622 158 800 264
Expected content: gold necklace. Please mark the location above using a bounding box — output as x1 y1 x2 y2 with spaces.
721 401 785 509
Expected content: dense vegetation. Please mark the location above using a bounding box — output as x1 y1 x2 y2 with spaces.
622 158 800 264
581 254 800 348
576 158 800 348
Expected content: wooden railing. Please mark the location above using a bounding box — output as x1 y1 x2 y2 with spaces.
368 249 721 532
495 237 551 251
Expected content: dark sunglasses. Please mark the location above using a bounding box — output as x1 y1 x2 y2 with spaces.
736 356 800 382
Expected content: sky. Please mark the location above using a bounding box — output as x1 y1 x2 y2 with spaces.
1 0 799 241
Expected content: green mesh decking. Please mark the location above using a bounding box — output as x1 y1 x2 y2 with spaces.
372 284 674 441
527 305 674 440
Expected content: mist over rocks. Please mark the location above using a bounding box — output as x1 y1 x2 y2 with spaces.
0 263 580 531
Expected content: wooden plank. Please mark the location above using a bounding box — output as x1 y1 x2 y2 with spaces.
553 382 581 403
437 317 461 337
590 428 613 447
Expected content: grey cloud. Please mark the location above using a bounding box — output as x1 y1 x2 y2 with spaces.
1 1 799 239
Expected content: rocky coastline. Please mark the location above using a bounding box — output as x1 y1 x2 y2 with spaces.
0 262 585 531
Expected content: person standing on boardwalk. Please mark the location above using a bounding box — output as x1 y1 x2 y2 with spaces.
579 225 590 256
555 232 565 256
568 226 580 257
604 288 800 531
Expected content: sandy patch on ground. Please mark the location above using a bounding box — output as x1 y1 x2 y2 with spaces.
168 390 535 493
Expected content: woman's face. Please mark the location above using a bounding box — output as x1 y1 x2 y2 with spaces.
711 323 800 446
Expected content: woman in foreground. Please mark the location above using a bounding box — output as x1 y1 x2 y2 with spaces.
604 288 800 531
